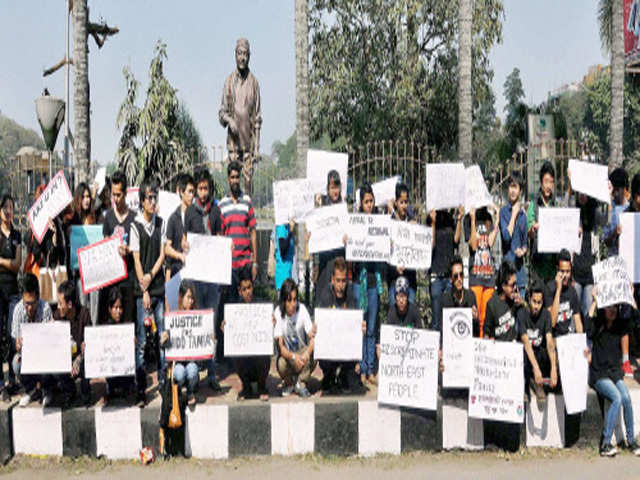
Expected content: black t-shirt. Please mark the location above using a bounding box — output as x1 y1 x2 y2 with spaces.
0 227 20 294
544 281 580 337
185 203 222 235
440 288 478 334
464 211 496 288
587 313 629 386
517 307 551 351
387 211 417 290
387 302 425 329
166 206 185 276
572 201 603 284
428 210 457 276
483 293 518 341
102 209 136 283
315 282 357 310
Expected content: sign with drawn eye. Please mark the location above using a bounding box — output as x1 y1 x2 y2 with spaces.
442 308 473 389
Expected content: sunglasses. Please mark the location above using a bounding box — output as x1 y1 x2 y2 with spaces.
452 272 464 280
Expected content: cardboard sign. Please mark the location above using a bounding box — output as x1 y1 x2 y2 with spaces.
620 212 640 282
314 308 362 361
468 339 524 424
181 234 232 285
555 333 588 414
568 159 610 203
389 221 432 270
27 170 73 244
84 324 135 378
355 176 401 208
223 303 274 356
158 190 181 223
164 310 215 361
78 236 127 294
378 325 440 410
426 163 466 211
94 167 107 195
306 203 348 254
537 207 581 253
345 214 391 262
592 256 635 308
442 308 474 389
70 225 104 270
465 165 493 212
306 149 348 200
273 179 315 225
21 322 71 374
125 187 140 212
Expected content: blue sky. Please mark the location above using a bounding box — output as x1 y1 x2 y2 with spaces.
1 1 608 165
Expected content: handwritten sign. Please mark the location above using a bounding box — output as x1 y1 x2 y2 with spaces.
223 303 274 356
70 225 104 270
21 322 71 374
568 159 610 203
442 308 473 389
84 324 135 378
78 236 127 294
555 333 588 414
468 339 524 424
355 176 400 208
378 325 439 410
181 234 232 285
389 221 432 270
426 163 466 211
164 310 215 361
306 203 348 254
537 207 581 253
158 190 181 223
94 167 107 195
314 308 362 361
620 212 640 282
592 256 635 308
273 178 315 225
465 165 493 212
27 170 73 244
125 187 140 212
346 214 391 262
306 149 348 200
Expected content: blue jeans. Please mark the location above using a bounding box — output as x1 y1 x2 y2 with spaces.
173 362 199 394
573 282 594 319
389 285 416 307
353 284 378 376
136 296 165 391
430 276 450 332
195 281 219 382
594 377 635 446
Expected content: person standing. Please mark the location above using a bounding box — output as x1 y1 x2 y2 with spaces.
528 161 557 283
499 173 528 296
387 182 417 305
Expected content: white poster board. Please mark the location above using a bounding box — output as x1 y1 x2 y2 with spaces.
568 159 610 203
306 149 348 200
620 212 640 282
555 333 588 414
465 165 493 212
345 214 391 262
182 234 232 285
125 187 140 212
468 339 524 424
223 303 274 356
27 170 73 243
389 221 432 270
84 324 135 378
426 163 466 211
314 308 362 361
273 178 316 225
537 207 581 253
164 310 215 361
158 190 181 223
94 167 107 195
592 256 635 308
378 325 440 410
442 308 473 389
21 322 71 374
306 203 348 254
78 235 128 294
355 176 400 208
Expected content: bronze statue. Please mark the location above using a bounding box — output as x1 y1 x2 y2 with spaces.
219 38 262 194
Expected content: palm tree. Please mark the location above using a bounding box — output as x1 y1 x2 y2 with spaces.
458 0 473 166
73 0 90 182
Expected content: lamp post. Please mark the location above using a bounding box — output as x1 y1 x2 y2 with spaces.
35 94 65 181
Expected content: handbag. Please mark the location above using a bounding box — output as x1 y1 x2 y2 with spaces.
167 363 182 429
39 253 56 303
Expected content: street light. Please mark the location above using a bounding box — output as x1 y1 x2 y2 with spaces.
35 93 65 180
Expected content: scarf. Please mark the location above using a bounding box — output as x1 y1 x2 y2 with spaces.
194 199 212 234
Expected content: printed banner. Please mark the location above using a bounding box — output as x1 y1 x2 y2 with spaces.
164 310 215 361
27 170 73 244
442 308 474 389
314 308 363 361
345 214 391 262
78 235 127 294
389 221 432 270
223 303 274 356
84 324 135 378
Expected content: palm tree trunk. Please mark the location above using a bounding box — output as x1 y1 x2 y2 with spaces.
458 0 473 166
610 0 624 169
73 0 90 183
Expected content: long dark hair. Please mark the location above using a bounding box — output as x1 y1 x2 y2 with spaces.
278 278 299 318
179 280 198 310
73 182 95 224
358 182 378 214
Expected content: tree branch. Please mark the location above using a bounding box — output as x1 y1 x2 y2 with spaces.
43 57 73 77
88 22 119 49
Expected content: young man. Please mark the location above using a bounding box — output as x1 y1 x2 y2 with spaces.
499 172 528 296
387 276 424 329
528 161 557 283
11 273 54 407
54 280 92 406
440 255 479 336
544 249 583 338
164 174 195 280
603 167 629 257
131 178 167 406
518 280 557 403
387 182 417 305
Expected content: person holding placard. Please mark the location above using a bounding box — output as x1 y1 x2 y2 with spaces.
131 178 167 407
386 276 425 330
11 274 54 407
544 249 584 338
440 256 478 335
500 173 529 296
603 168 629 257
528 161 557 284
387 182 417 306
164 174 196 279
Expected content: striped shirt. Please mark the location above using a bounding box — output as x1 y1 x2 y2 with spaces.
219 193 257 270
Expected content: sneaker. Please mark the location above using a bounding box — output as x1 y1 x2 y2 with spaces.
19 391 35 408
622 360 633 377
627 441 640 456
294 382 310 398
282 384 294 397
367 374 377 386
42 389 54 409
600 443 617 457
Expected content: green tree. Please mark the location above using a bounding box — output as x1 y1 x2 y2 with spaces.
503 67 527 153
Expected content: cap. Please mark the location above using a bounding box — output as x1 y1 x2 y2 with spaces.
395 276 410 296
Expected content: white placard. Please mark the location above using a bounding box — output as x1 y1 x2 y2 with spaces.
306 203 348 254
125 187 140 212
21 322 71 374
378 325 440 410
345 214 391 262
223 303 274 356
465 165 493 212
182 233 232 285
314 308 363 361
94 167 107 195
84 324 135 378
468 339 524 424
620 212 640 282
78 235 128 294
306 149 348 200
426 163 466 211
164 310 215 361
442 308 473 388
273 179 316 225
555 333 588 414
568 159 610 203
537 207 581 253
355 176 400 208
27 170 73 244
158 190 181 223
389 221 432 270
592 256 635 308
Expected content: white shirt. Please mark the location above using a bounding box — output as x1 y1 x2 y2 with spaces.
130 212 167 253
273 304 313 352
